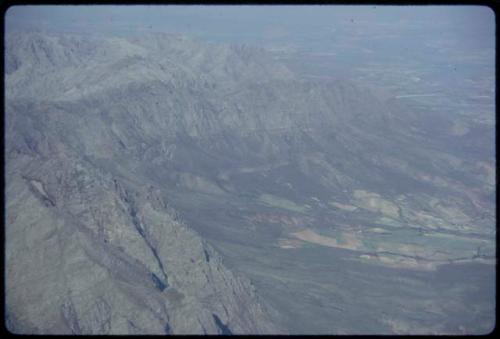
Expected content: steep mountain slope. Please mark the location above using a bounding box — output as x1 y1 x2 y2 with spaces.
6 159 271 334
5 31 495 334
6 147 277 334
5 32 283 335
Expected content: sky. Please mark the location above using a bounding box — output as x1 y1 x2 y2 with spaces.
5 5 495 51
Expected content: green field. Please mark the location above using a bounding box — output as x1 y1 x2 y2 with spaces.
259 194 310 213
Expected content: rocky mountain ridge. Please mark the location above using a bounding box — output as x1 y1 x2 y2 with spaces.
5 31 287 334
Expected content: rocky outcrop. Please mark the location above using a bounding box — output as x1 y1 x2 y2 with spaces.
5 141 278 334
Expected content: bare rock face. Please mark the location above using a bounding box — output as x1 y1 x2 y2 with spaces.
5 31 284 334
6 146 278 334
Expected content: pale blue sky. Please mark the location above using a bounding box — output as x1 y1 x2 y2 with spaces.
5 5 494 47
